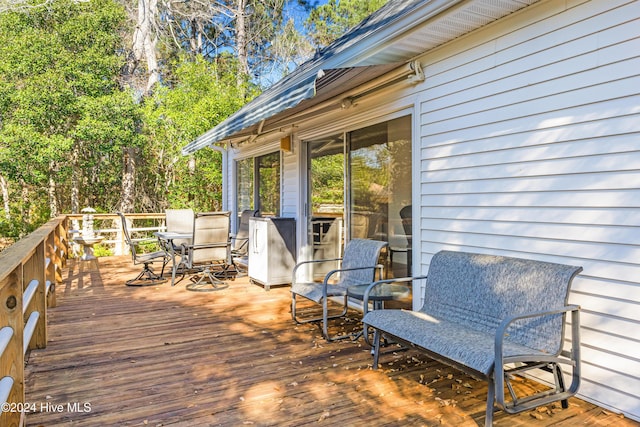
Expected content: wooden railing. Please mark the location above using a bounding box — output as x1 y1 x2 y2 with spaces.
66 213 166 256
0 216 68 427
0 212 168 425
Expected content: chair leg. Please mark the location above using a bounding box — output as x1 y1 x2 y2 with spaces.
126 262 167 287
323 295 351 342
291 293 298 322
292 293 352 341
485 376 496 426
553 363 569 409
291 294 343 324
372 329 381 369
186 267 230 292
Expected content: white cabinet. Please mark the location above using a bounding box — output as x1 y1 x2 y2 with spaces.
248 217 296 290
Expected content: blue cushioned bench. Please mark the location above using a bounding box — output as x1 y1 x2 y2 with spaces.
363 250 583 426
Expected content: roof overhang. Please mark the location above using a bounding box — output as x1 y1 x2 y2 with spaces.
181 62 407 155
182 0 541 155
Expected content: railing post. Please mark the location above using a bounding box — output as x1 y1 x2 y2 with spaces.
0 265 25 427
114 215 125 256
47 219 67 309
45 232 57 309
23 243 46 350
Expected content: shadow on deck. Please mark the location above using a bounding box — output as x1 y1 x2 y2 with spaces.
24 256 635 426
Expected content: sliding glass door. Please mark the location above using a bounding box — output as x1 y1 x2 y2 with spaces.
305 114 412 276
348 115 412 276
307 134 344 275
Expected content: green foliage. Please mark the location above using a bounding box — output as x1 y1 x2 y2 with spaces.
0 0 129 233
0 0 388 241
311 154 344 210
92 244 113 257
304 0 387 47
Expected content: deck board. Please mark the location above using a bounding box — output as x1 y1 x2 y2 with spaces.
23 255 637 426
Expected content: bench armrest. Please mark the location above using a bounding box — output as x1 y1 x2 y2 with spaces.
361 275 428 346
494 305 581 411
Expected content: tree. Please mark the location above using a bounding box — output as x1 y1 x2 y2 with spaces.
140 55 251 212
0 0 385 240
304 0 386 48
131 0 310 91
0 0 131 234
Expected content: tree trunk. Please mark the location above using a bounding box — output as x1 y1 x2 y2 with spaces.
117 146 136 256
235 0 248 91
48 160 58 218
71 141 81 231
133 0 160 93
0 174 10 221
20 179 29 237
121 146 136 213
190 19 203 54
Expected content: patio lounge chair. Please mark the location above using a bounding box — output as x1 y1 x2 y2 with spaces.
179 211 232 292
118 212 169 286
291 238 388 341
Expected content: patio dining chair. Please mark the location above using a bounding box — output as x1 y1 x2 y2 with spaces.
117 212 169 286
179 211 232 292
291 238 388 341
165 208 194 248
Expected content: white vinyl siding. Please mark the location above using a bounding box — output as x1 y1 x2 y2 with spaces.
416 0 640 419
281 150 298 218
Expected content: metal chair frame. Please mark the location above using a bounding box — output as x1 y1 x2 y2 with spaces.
178 212 232 292
118 212 169 286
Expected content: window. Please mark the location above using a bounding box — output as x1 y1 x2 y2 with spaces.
236 152 281 218
256 152 280 216
236 157 254 214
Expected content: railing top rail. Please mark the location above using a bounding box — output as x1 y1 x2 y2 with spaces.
66 213 165 220
0 216 67 280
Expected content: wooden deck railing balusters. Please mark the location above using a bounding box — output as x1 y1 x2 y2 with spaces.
0 216 67 427
66 213 166 256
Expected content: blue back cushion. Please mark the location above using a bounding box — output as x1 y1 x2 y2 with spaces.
339 239 388 287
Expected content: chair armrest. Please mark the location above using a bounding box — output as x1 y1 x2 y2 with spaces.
494 305 581 409
230 237 249 256
321 264 385 299
187 243 230 250
292 258 343 283
362 275 428 315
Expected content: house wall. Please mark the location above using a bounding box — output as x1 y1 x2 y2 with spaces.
412 0 639 419
281 150 298 218
222 0 639 418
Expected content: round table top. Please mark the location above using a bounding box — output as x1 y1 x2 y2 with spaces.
347 282 411 301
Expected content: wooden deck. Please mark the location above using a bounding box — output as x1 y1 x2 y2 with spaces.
24 255 636 426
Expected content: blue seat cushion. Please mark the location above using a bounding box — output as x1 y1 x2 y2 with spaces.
363 309 547 376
